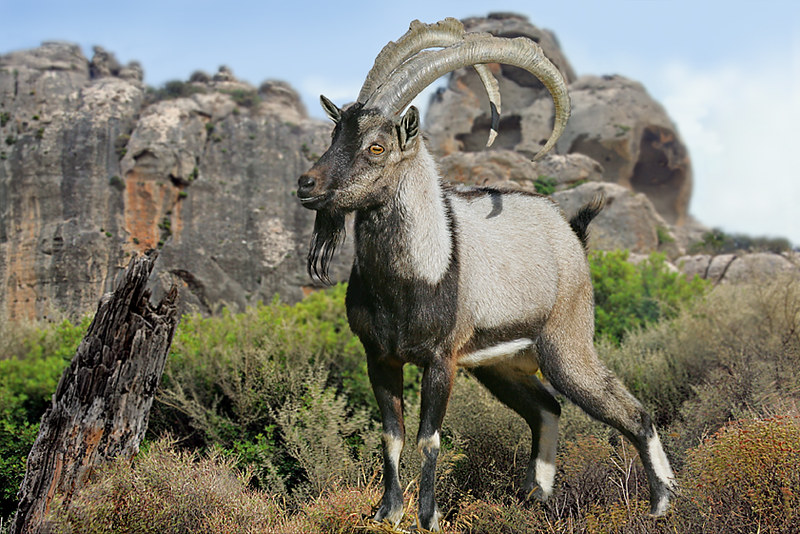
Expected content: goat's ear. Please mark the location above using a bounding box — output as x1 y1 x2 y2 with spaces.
320 95 341 124
398 106 420 151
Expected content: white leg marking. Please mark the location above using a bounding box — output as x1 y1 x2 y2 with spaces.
458 338 534 367
535 410 559 497
383 432 404 471
379 433 404 526
535 459 556 498
647 428 675 488
417 431 440 454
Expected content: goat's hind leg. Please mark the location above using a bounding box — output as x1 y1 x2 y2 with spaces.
537 334 676 515
470 364 561 503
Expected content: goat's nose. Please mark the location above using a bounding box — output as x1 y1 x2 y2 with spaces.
297 174 316 197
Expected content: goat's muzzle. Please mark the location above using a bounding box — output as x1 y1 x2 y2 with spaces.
297 173 328 210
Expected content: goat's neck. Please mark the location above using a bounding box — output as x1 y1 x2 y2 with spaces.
355 146 452 285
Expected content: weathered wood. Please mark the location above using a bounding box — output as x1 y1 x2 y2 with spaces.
12 254 178 534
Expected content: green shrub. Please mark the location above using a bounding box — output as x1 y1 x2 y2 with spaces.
152 285 381 500
590 250 709 344
0 398 39 519
595 273 800 460
221 89 261 109
144 80 207 104
276 367 379 498
0 316 89 519
690 227 792 254
438 373 530 503
534 175 558 195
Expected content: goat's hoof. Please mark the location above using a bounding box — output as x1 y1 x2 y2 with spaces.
648 481 677 517
414 507 441 532
518 484 548 504
648 492 671 517
374 505 404 528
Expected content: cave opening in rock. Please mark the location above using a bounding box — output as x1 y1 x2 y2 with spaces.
456 114 522 152
631 126 689 225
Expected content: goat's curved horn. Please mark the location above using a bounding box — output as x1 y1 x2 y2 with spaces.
365 33 569 160
358 18 502 147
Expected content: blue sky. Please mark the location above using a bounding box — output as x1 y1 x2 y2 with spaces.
2 0 798 245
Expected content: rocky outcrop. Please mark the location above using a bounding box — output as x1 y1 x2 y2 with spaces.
424 13 692 226
0 44 331 320
676 252 800 284
553 182 681 256
0 15 786 321
437 150 603 192
555 75 692 225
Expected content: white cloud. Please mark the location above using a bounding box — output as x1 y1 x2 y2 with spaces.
657 58 800 245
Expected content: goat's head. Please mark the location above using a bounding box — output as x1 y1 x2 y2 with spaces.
297 17 571 282
297 101 422 213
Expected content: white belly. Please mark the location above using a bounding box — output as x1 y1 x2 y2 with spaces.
457 338 538 374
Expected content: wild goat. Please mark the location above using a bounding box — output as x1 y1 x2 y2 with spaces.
297 18 675 531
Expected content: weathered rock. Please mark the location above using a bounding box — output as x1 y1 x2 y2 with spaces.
0 42 335 320
0 43 144 320
259 79 308 121
675 254 713 280
719 253 798 284
532 153 604 190
670 216 711 254
552 182 681 255
437 150 603 193
424 15 693 227
675 252 800 284
553 75 692 225
425 13 576 157
89 46 122 79
706 254 737 283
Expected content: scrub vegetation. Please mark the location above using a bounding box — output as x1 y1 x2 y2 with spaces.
2 252 798 533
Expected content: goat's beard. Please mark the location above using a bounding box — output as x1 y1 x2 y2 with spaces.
307 209 346 285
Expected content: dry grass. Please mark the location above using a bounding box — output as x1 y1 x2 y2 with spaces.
48 275 800 532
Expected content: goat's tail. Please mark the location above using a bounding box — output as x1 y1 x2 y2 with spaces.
569 194 605 251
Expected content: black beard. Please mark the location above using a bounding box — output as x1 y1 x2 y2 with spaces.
307 209 346 285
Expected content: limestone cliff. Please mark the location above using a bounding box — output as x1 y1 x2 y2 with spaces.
4 15 787 321
0 43 336 320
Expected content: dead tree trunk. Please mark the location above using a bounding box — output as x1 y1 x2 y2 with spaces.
12 254 178 534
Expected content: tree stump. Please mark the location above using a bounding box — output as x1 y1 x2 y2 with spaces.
12 254 178 534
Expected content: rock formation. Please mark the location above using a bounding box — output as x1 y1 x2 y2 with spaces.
424 13 693 226
0 44 334 320
0 14 793 321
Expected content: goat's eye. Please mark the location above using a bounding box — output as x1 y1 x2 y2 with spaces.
369 144 385 155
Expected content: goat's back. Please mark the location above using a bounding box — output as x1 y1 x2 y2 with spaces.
448 189 590 339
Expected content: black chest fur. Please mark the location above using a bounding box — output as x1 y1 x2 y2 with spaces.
345 202 460 365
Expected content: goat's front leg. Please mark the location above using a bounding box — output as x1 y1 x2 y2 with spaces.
417 359 455 532
368 355 405 527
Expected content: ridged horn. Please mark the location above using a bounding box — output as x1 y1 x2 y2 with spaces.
358 18 502 147
365 32 570 160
